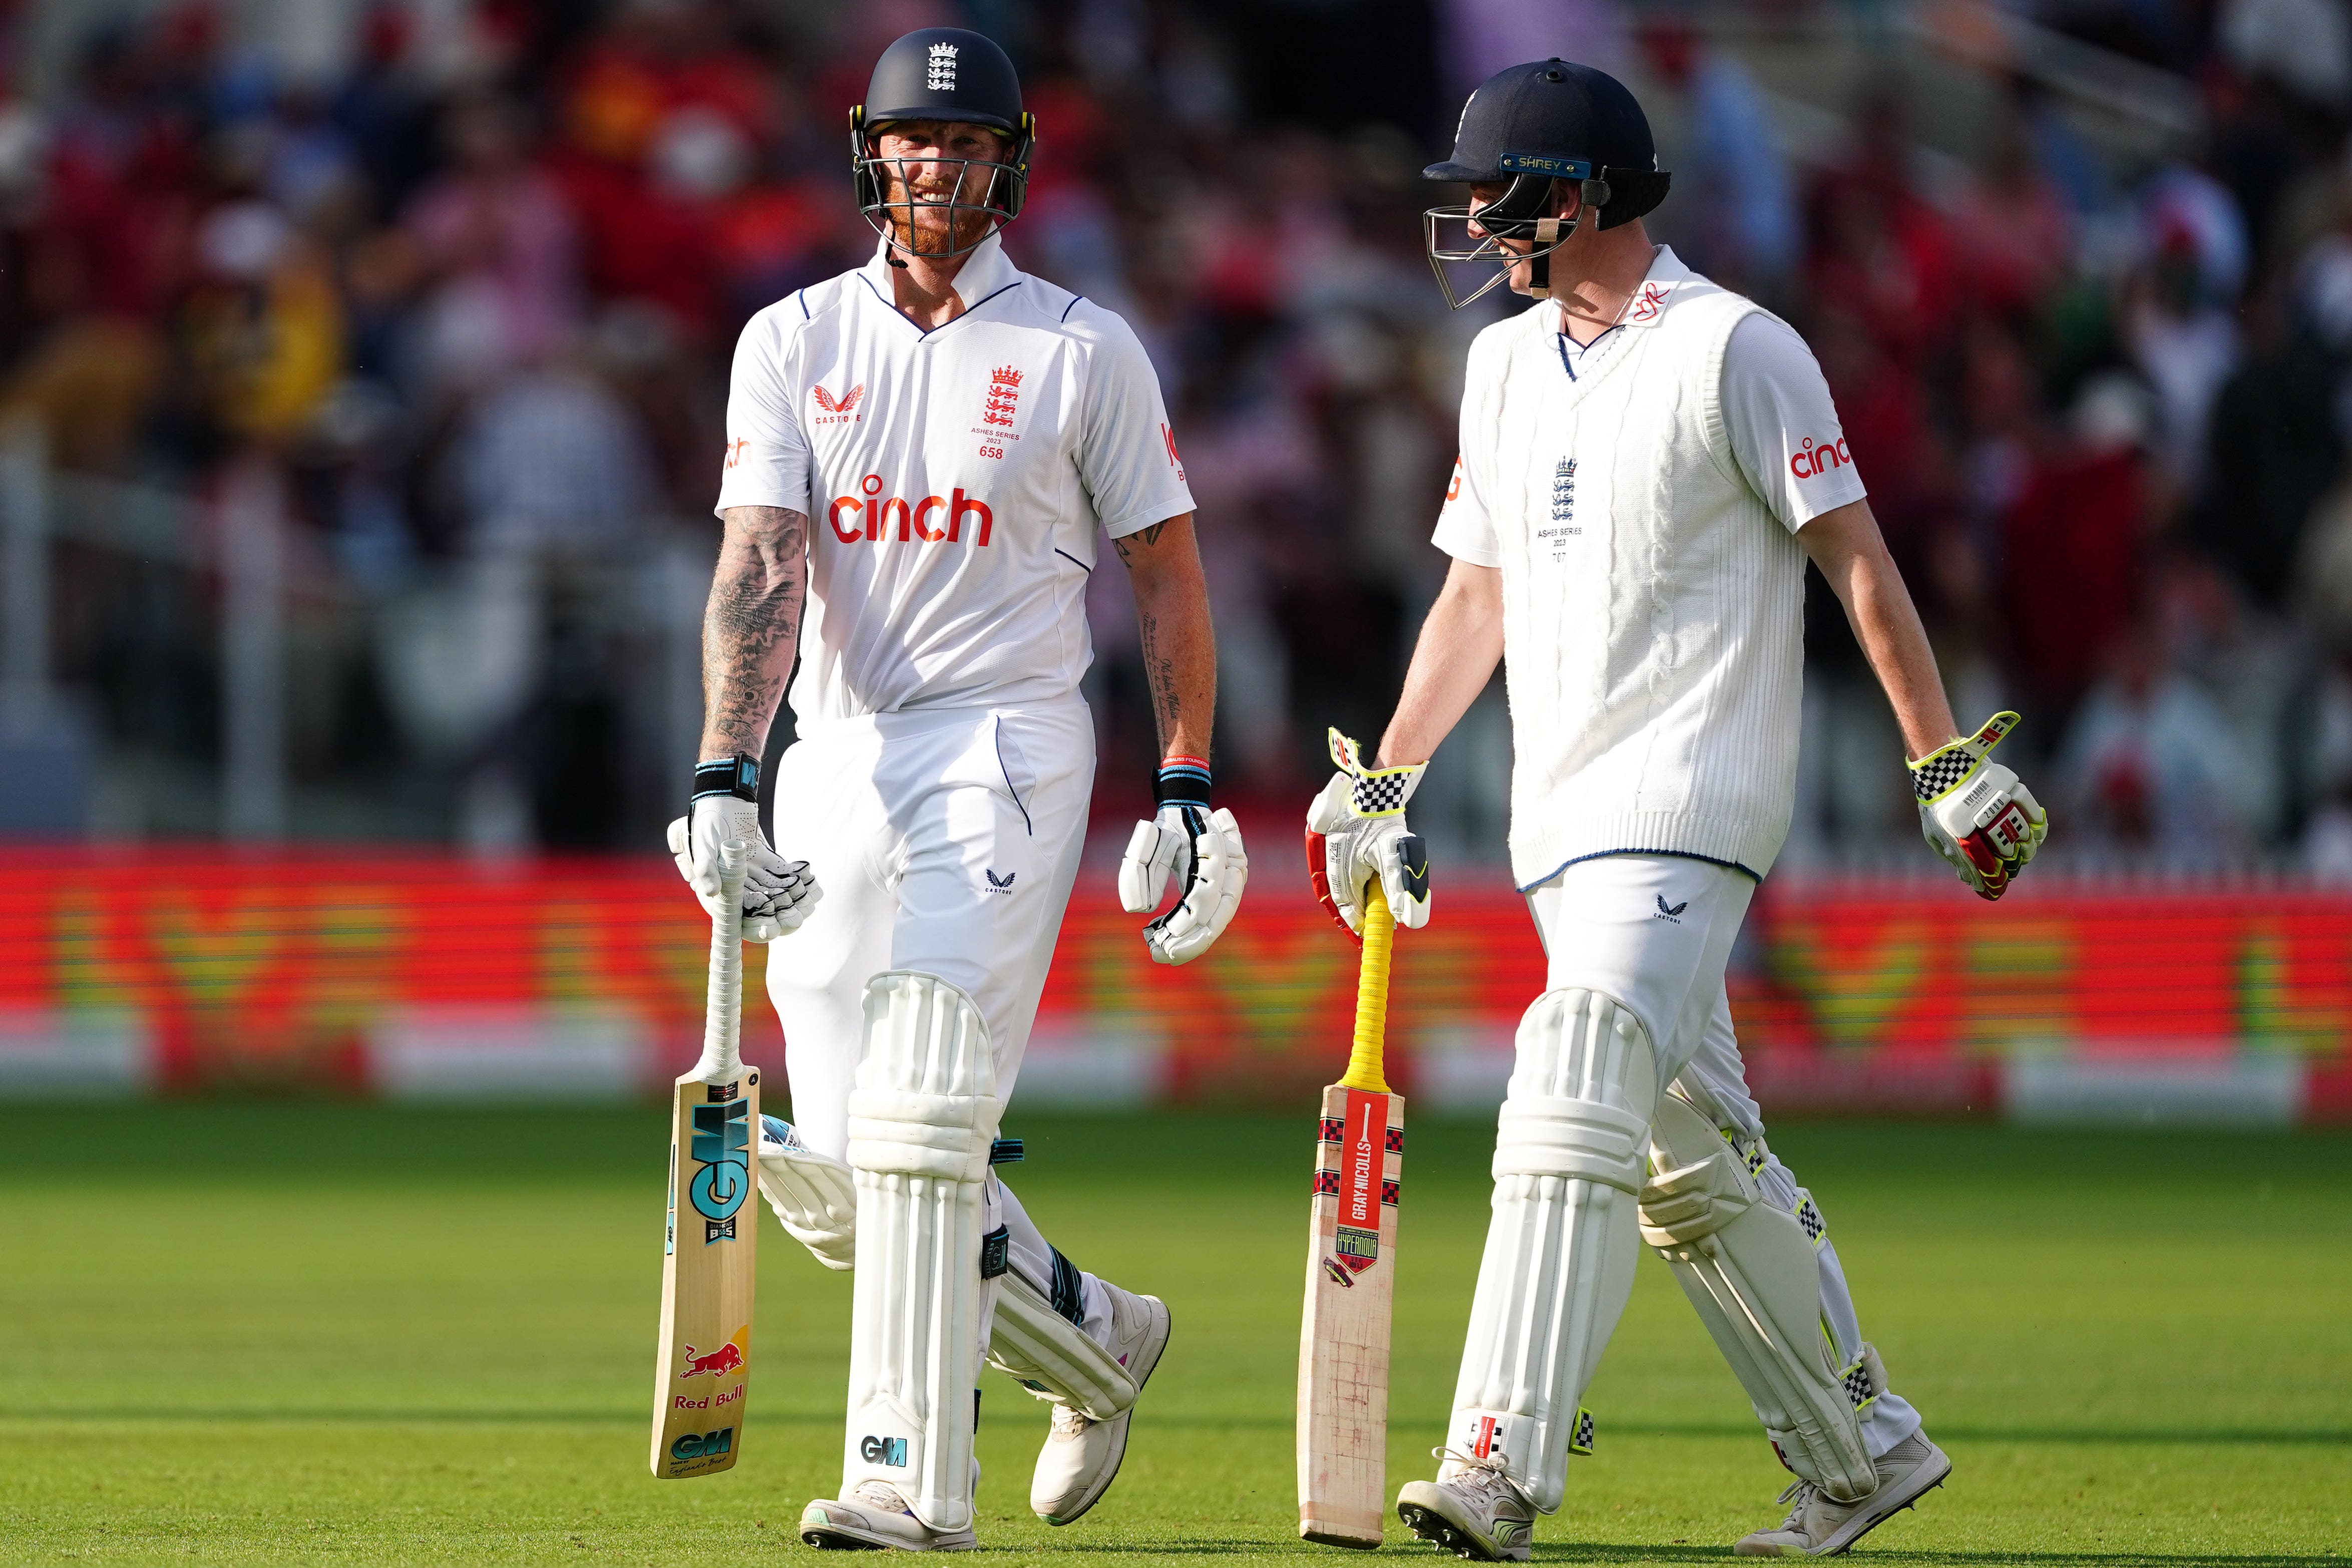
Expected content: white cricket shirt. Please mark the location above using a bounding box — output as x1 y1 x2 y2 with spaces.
1433 247 1866 885
715 234 1194 720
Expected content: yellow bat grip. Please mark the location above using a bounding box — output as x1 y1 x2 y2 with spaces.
1339 881 1394 1094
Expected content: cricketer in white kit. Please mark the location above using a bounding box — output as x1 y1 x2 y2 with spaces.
669 27 1247 1552
1308 61 2047 1560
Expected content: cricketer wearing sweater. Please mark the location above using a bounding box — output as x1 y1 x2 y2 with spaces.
1305 61 2046 1562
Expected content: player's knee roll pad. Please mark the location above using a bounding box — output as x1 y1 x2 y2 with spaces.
1641 1091 1877 1502
985 1267 1138 1422
1451 989 1657 1515
842 971 1001 1532
756 1121 857 1272
1491 988 1657 1192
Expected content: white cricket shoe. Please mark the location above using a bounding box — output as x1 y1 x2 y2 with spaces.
1734 1431 1952 1556
1395 1449 1536 1562
798 1481 978 1551
1030 1284 1172 1525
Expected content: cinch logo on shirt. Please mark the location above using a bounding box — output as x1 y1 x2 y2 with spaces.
1160 421 1185 482
1790 435 1852 480
1445 453 1463 502
827 473 993 546
811 383 866 425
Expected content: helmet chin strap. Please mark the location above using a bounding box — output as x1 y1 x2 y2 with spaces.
1527 217 1561 299
1527 177 1613 300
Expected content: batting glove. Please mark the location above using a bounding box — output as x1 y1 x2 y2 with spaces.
1118 755 1249 965
667 754 822 943
1911 712 2049 901
1305 728 1431 938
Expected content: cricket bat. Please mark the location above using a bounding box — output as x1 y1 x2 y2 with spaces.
1297 880 1405 1548
650 842 760 1479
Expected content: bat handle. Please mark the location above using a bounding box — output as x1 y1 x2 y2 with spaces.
1339 881 1393 1094
693 841 749 1083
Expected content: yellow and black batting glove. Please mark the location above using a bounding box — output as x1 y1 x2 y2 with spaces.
1910 712 2048 901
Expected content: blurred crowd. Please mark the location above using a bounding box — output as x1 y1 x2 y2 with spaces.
7 0 2352 872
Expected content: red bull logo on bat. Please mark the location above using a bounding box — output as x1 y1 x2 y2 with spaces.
672 1381 744 1412
679 1325 750 1381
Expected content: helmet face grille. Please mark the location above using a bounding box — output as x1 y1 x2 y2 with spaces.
852 28 1032 260
1422 174 1578 310
850 114 1034 260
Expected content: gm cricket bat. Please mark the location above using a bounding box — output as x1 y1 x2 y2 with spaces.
1298 881 1405 1548
650 842 760 1479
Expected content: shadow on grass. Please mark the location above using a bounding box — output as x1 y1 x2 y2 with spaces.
947 1550 2349 1564
5 1409 2347 1451
1523 1553 2352 1566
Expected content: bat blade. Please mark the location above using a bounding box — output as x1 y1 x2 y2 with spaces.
651 842 758 1479
650 1065 760 1477
1297 1080 1404 1547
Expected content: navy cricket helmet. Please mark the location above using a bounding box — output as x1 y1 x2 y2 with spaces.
1423 59 1672 308
851 28 1036 258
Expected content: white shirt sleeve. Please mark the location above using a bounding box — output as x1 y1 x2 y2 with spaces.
1719 312 1867 532
1071 303 1195 538
714 306 814 518
1431 336 1503 567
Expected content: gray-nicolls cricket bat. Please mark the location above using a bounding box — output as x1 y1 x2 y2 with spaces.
650 841 760 1478
1298 879 1405 1547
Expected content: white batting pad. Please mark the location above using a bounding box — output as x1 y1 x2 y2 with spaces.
757 1118 857 1271
841 971 1002 1532
985 1268 1138 1422
1448 988 1657 1513
1639 1091 1877 1501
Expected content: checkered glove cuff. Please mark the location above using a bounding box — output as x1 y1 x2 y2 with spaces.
1327 728 1424 819
1909 711 2018 805
1909 746 1977 804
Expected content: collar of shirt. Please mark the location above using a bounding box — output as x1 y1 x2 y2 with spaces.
1546 244 1693 379
860 229 1022 313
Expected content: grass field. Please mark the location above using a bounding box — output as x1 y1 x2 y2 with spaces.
0 1104 2345 1564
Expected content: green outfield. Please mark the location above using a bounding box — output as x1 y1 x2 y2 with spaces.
0 1104 2343 1564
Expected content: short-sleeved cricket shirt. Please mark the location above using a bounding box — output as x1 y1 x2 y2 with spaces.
716 234 1194 720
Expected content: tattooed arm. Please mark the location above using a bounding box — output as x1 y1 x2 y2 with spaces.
699 505 809 760
1113 512 1216 761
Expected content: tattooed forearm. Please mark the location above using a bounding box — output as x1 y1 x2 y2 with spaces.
1136 606 1185 750
1117 513 1216 761
699 506 808 760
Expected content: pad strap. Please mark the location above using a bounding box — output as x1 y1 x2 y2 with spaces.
986 1269 1138 1421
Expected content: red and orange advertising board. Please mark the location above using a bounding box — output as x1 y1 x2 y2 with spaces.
0 849 2344 1118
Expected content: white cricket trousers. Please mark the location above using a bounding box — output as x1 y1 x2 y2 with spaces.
1525 852 1922 1458
763 698 1122 1346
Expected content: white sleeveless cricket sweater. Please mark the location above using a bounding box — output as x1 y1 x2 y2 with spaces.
1435 249 1807 886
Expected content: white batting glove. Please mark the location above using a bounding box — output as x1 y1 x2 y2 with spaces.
1305 728 1431 935
1910 712 2049 902
1118 756 1249 965
668 755 821 942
